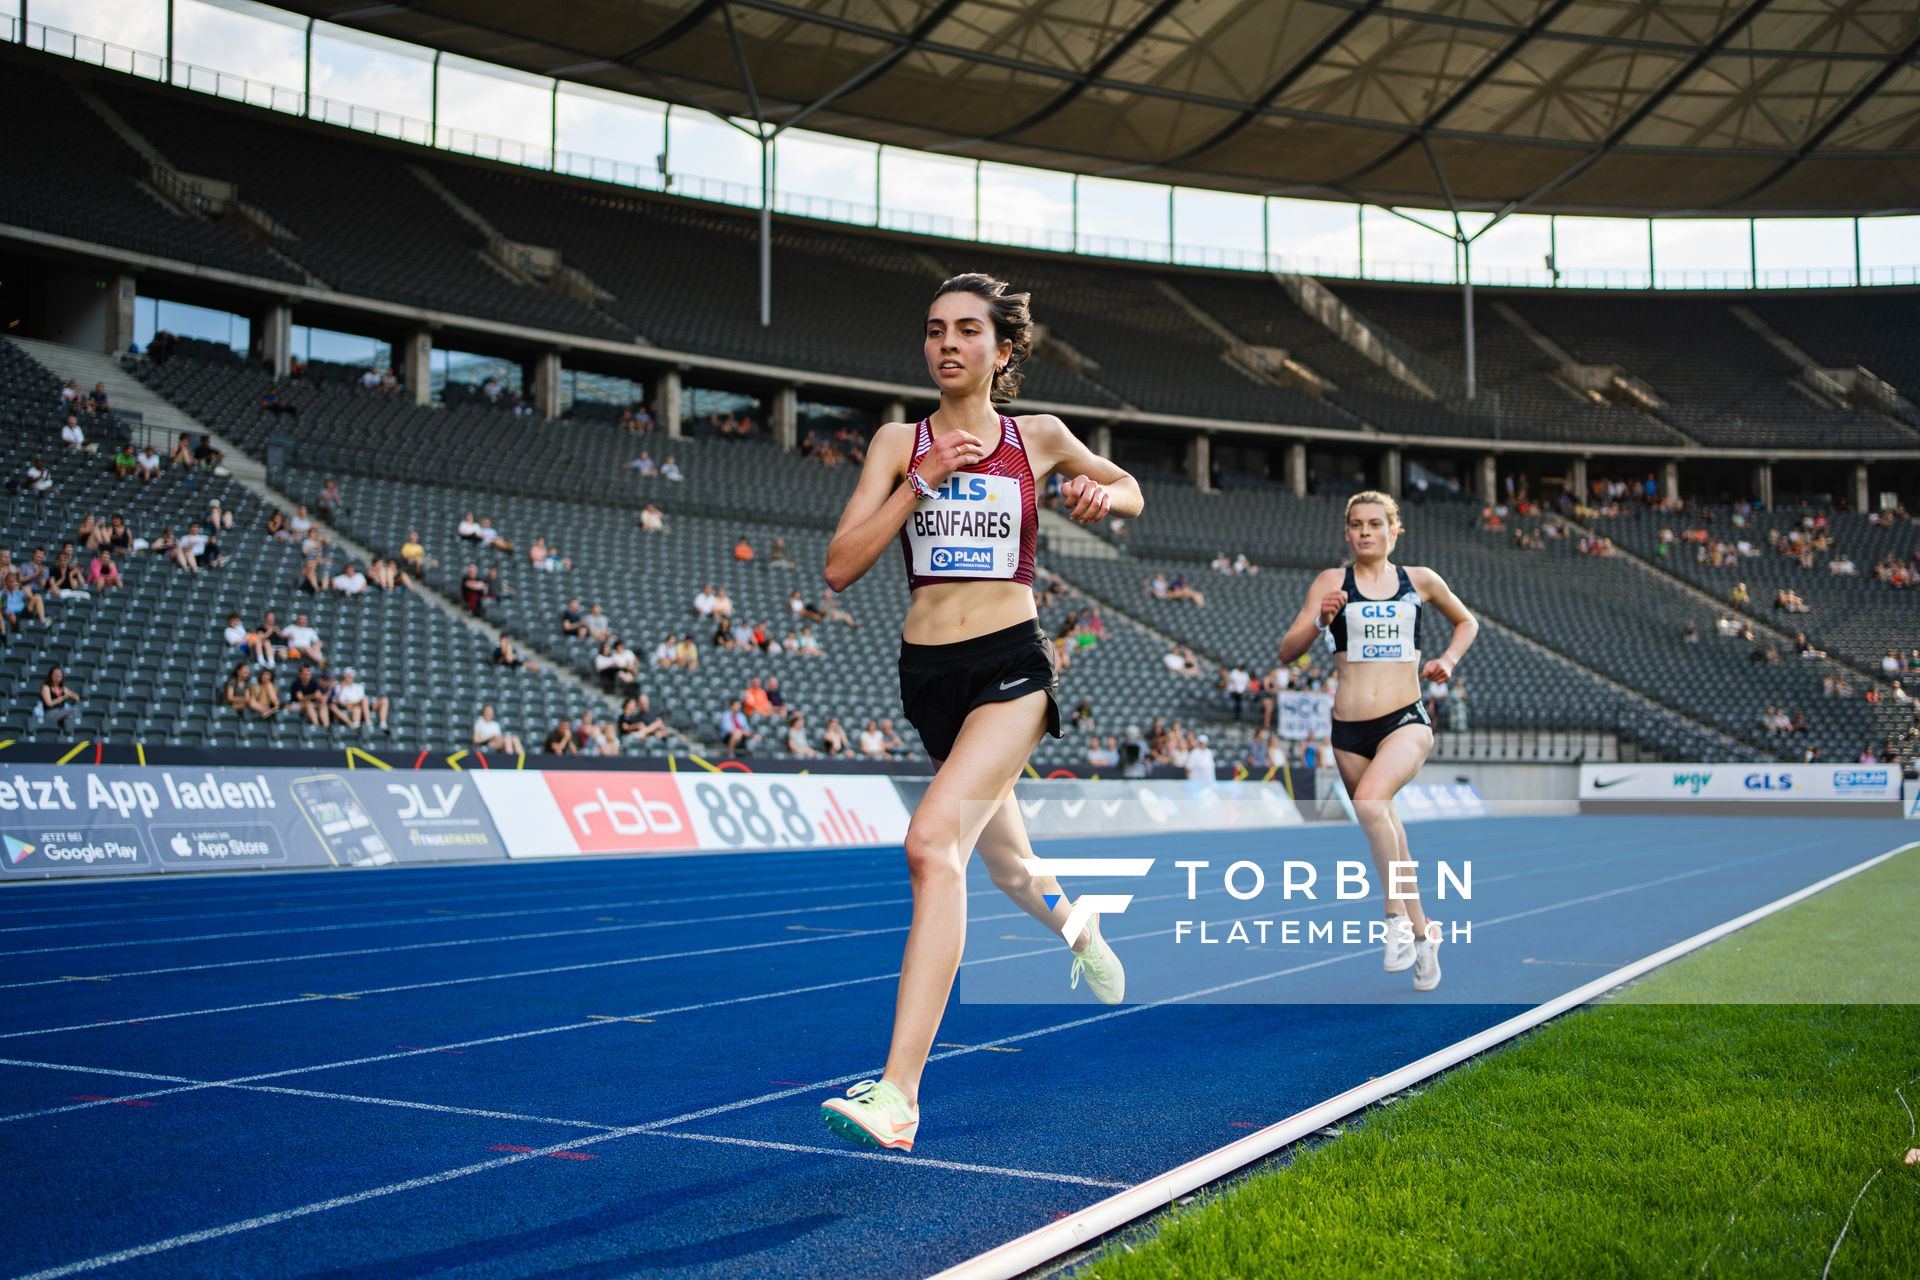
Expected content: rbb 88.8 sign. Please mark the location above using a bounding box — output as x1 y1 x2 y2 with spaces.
690 781 813 847
679 776 909 851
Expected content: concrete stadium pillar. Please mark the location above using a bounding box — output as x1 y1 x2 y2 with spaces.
1662 460 1680 504
1752 461 1774 510
1382 447 1403 498
657 367 684 439
773 384 799 451
1090 423 1113 460
883 398 907 426
1477 454 1497 506
1571 456 1589 502
1187 432 1213 492
531 350 564 420
1286 441 1307 497
401 330 432 407
106 273 137 355
261 302 292 377
1853 463 1870 514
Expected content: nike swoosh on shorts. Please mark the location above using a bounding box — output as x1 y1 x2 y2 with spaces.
1000 678 1030 690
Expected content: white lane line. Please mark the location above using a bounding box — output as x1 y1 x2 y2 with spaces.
0 864 896 936
0 885 919 959
1820 1168 1881 1280
644 1130 1130 1189
4 836 1867 1278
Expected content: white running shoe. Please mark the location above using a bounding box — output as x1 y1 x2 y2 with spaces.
820 1079 919 1151
1382 913 1415 973
1069 914 1126 1005
1413 925 1442 992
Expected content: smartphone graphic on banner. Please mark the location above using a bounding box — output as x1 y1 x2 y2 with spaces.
290 774 395 867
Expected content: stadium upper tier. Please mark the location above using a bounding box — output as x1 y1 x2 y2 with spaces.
5 56 1919 456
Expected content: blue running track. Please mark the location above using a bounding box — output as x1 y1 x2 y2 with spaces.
0 815 1911 1279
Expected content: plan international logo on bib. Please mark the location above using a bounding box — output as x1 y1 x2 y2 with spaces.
929 546 995 572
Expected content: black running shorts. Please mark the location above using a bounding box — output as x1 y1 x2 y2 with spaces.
1330 699 1432 760
899 619 1062 762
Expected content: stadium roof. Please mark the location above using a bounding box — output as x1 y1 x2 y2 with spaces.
281 0 1920 217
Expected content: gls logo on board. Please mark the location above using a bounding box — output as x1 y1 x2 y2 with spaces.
1744 772 1793 792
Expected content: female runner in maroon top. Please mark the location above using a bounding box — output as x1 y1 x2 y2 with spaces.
818 273 1143 1151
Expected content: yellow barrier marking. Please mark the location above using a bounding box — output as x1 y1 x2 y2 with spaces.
687 754 723 773
135 743 146 766
1024 762 1041 779
344 747 392 771
667 755 678 773
0 739 15 754
55 741 91 766
935 1043 1020 1053
445 750 468 772
515 750 525 771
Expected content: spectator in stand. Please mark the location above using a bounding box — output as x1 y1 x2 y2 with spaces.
472 705 524 757
367 559 411 592
19 547 48 593
260 386 297 418
618 695 669 745
36 666 80 728
820 588 857 629
640 504 666 535
674 633 701 671
88 382 108 416
332 669 389 732
1163 646 1201 677
474 517 514 554
529 537 570 572
223 612 274 665
1730 581 1750 608
858 720 889 759
112 441 136 478
331 562 369 598
595 640 637 687
1087 735 1118 768
742 678 773 718
785 714 819 758
652 632 681 669
820 717 854 758
46 548 86 599
765 676 786 717
797 626 822 657
711 587 736 623
544 719 578 756
1185 734 1217 782
583 604 611 642
575 709 619 757
719 700 754 755
133 442 161 483
661 456 683 482
246 669 282 720
167 433 196 469
627 451 658 476
23 457 55 495
288 664 327 726
461 564 488 616
221 662 253 715
86 551 122 591
282 614 324 667
768 536 794 569
879 719 906 754
494 634 540 672
734 535 755 564
400 531 430 574
60 416 88 454
457 512 484 543
692 582 717 621
183 521 222 571
2 571 47 628
1225 663 1250 720
560 598 588 638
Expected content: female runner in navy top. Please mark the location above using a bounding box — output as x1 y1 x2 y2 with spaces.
818 274 1143 1152
1279 491 1478 992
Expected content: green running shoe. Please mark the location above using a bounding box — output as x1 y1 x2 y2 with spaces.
1069 913 1125 1004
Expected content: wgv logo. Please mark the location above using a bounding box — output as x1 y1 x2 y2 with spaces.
929 546 994 572
1019 856 1155 949
1744 772 1793 792
387 782 464 819
571 786 685 837
1671 771 1713 795
937 475 991 501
